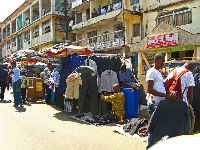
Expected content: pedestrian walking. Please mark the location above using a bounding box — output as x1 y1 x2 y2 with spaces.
9 61 22 107
0 62 8 101
42 62 52 104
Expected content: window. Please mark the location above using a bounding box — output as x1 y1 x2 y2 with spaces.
76 12 82 24
132 23 140 37
157 8 192 26
42 20 51 34
24 30 30 43
76 34 82 45
130 0 139 5
7 41 11 49
113 23 124 39
32 26 39 38
102 31 109 42
56 18 65 32
174 10 192 26
87 31 97 43
12 38 17 47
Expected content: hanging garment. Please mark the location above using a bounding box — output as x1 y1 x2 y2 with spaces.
192 73 200 132
58 54 85 94
75 66 99 115
99 70 119 93
65 73 82 100
84 59 98 74
101 92 125 118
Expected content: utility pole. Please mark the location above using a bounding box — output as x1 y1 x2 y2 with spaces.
64 0 69 40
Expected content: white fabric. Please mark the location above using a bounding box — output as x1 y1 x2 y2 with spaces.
99 70 119 93
84 59 97 74
43 67 51 84
146 68 166 105
166 66 195 105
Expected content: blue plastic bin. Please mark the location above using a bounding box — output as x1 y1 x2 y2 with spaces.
121 88 140 119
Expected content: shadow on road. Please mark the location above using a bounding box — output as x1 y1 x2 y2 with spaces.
0 100 12 104
15 106 26 112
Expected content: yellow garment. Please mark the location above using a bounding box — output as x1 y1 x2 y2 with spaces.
65 73 82 100
101 92 125 118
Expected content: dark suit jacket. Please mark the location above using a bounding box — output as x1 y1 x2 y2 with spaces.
148 99 190 147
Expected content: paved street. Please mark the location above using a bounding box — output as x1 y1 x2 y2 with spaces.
0 90 146 150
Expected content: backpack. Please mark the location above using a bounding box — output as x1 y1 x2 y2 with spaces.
165 68 189 99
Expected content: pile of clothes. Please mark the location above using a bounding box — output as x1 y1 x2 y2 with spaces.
71 112 117 126
123 118 148 137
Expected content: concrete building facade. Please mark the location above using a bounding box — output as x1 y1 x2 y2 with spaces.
0 0 66 59
71 0 142 54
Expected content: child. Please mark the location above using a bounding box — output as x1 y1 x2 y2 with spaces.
101 84 125 123
21 72 27 104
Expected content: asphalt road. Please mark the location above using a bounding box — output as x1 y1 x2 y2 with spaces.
0 90 146 150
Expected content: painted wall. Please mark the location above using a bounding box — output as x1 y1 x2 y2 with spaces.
143 0 200 35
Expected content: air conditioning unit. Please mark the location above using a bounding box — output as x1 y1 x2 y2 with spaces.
132 5 140 12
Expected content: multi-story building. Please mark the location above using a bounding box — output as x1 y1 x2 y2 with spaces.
0 0 67 59
131 0 200 80
70 0 200 80
71 0 142 54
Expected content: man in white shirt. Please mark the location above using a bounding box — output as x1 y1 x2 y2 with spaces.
146 53 171 116
146 53 174 148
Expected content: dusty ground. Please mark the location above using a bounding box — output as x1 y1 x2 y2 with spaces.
0 90 146 150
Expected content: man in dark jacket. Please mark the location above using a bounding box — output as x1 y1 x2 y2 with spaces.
0 63 8 101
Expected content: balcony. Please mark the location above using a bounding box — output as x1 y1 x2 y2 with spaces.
72 30 124 51
72 9 122 30
31 32 52 48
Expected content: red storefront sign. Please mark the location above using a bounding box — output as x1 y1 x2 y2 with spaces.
147 33 178 48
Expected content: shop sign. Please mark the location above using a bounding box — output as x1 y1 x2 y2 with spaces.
147 33 178 48
72 0 83 9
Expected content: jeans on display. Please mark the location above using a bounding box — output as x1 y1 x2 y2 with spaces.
13 80 22 106
0 81 6 100
44 83 51 104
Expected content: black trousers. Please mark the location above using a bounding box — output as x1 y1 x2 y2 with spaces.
44 83 51 103
21 88 26 103
0 82 6 100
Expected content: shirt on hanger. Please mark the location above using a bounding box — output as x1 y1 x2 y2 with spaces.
84 59 98 74
99 70 119 93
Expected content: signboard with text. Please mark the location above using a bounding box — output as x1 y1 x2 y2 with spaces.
147 33 178 48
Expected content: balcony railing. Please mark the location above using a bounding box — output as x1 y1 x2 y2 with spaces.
73 9 122 30
72 0 88 9
91 1 122 19
72 30 124 51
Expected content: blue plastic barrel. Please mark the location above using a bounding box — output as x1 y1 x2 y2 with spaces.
121 88 140 119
